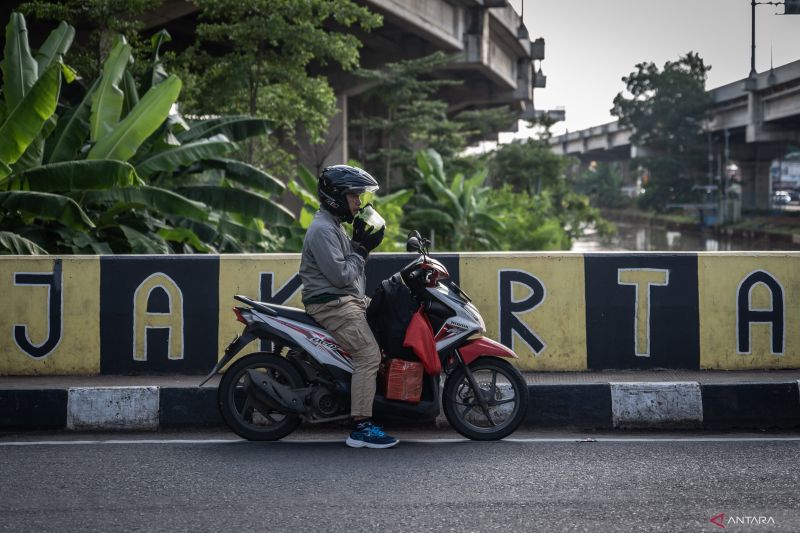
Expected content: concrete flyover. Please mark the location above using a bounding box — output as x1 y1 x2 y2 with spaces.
550 60 800 208
316 0 555 169
115 0 554 170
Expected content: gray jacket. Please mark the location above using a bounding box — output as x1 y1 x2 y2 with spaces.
299 209 366 303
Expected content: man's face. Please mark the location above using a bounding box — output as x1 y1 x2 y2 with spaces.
345 193 361 217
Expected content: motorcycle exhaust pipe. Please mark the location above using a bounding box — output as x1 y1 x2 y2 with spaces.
244 369 307 415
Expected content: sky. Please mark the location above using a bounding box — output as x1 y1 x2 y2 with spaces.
507 0 800 137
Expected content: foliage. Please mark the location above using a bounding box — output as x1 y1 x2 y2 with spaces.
488 186 570 250
350 52 466 192
488 138 568 194
0 13 292 254
173 0 382 171
573 162 631 209
18 0 162 80
284 163 413 253
611 52 711 210
403 149 503 251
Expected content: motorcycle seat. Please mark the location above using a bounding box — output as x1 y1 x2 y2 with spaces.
263 303 322 328
235 295 321 328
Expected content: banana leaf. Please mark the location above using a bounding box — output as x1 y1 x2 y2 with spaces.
157 227 212 252
0 230 48 254
147 29 171 89
10 114 57 174
287 179 319 211
87 75 181 161
121 70 139 116
403 208 455 227
0 63 62 175
207 158 285 194
34 21 75 74
82 185 208 220
134 134 237 176
0 190 94 229
89 37 132 141
2 13 38 112
45 78 99 163
5 160 139 192
296 165 319 194
177 185 294 225
178 116 272 143
120 224 170 254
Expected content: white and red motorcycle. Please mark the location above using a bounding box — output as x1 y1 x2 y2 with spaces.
201 231 529 441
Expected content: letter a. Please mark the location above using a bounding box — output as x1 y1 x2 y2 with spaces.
133 273 184 361
618 268 670 357
737 270 784 354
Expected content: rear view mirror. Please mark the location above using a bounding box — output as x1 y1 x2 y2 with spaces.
406 236 421 253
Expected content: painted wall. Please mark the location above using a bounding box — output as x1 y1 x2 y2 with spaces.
1 252 798 374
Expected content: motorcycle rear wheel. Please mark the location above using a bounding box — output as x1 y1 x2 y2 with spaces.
442 357 528 441
218 352 303 441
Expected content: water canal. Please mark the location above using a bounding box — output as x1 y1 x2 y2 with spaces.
571 221 800 252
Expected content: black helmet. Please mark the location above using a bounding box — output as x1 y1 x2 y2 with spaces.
318 165 379 222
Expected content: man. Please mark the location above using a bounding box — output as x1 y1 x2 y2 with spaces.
299 165 398 449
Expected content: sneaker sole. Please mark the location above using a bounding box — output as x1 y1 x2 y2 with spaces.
345 436 399 449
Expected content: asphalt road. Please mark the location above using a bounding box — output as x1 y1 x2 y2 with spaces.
1 429 798 532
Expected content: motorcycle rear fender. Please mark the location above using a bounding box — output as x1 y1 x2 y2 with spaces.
457 336 517 365
199 328 257 387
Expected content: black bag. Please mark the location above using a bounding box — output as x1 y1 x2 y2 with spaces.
367 273 418 360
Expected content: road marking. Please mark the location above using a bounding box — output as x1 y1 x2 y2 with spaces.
1 436 799 446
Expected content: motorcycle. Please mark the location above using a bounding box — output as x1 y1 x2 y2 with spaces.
200 231 529 441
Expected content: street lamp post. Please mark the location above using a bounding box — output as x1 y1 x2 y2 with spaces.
747 0 798 88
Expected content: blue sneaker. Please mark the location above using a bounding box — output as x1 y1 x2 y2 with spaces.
346 422 398 449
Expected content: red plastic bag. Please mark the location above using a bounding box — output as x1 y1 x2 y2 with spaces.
385 359 423 403
403 306 441 375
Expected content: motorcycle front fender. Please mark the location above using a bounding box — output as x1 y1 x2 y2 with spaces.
457 336 517 366
198 329 257 387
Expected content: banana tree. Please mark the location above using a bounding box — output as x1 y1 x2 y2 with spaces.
404 149 504 251
0 14 294 254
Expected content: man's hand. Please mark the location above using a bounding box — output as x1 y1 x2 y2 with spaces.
352 218 385 258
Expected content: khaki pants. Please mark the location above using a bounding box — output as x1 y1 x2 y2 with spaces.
305 295 381 418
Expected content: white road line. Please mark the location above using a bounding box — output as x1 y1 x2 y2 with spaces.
0 436 799 446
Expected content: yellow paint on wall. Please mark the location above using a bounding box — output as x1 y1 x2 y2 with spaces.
217 254 303 359
699 253 800 369
459 253 587 371
0 257 100 375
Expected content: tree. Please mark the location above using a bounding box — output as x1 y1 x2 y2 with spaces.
349 52 463 192
18 0 162 80
174 0 381 174
403 149 503 251
489 138 567 194
573 162 630 209
0 14 292 254
611 52 711 210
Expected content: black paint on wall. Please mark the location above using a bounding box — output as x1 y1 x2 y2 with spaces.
100 256 219 374
584 254 700 369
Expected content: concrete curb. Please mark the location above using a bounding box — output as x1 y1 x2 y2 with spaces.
2 382 799 432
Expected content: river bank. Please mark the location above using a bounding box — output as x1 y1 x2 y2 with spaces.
600 208 800 247
572 208 800 252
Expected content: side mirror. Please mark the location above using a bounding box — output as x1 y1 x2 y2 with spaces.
406 236 421 253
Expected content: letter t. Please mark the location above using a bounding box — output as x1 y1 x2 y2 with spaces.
617 268 670 357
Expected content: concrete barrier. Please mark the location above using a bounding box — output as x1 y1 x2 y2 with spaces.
3 381 798 431
1 252 799 375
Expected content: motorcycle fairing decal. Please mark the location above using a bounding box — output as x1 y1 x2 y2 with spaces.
258 314 354 372
458 336 518 365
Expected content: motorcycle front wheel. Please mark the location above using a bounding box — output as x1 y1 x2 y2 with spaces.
218 352 303 441
442 357 529 440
